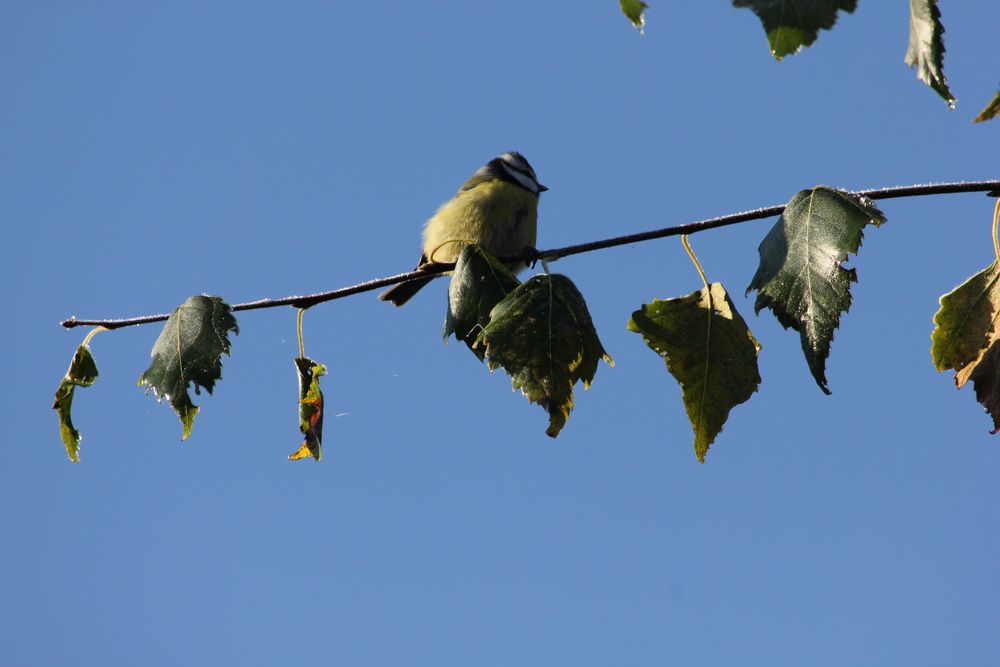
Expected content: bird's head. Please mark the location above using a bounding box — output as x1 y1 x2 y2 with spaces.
480 151 548 195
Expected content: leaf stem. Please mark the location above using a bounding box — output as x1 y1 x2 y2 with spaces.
681 235 709 290
993 198 1000 264
81 326 106 347
297 309 306 360
60 179 1000 330
428 238 476 263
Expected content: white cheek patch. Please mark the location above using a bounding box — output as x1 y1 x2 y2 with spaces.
501 162 541 194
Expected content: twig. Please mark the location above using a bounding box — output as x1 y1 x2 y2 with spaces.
61 180 1000 330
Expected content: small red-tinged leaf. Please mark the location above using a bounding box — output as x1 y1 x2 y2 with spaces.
289 357 326 462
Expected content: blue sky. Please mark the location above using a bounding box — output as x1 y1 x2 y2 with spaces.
4 2 1000 665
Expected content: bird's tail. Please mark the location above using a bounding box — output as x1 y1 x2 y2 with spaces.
378 276 435 307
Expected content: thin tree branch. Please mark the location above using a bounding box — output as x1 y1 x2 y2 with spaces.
61 180 1000 330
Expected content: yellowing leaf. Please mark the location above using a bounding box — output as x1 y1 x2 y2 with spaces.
138 295 239 440
974 85 1000 124
931 261 1000 431
289 357 327 461
931 261 1000 381
629 282 761 462
52 345 100 463
476 274 612 437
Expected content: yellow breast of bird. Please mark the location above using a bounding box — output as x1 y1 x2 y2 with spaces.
422 179 538 268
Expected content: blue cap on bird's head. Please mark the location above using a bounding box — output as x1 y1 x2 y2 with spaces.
486 151 547 194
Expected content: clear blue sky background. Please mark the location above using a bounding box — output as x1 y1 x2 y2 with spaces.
4 2 1000 665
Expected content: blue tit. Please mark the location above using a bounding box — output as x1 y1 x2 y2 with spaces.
379 151 547 306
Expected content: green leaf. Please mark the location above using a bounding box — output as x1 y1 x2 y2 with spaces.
905 0 954 108
974 85 1000 124
476 274 613 437
620 0 648 34
52 345 100 463
746 187 886 394
138 295 239 440
289 357 327 461
629 282 761 462
733 0 857 60
444 244 521 361
930 261 1000 380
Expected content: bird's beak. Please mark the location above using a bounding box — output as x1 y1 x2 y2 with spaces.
537 184 549 193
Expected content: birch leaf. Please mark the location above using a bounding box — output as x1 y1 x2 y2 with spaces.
629 283 761 462
747 187 886 394
905 0 955 108
620 0 649 34
733 0 857 60
52 345 100 463
444 244 520 361
476 274 613 437
289 357 327 461
138 295 239 440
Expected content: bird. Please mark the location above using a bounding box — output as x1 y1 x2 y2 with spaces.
378 151 547 306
